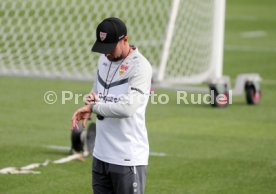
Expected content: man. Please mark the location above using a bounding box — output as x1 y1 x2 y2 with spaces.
71 17 152 194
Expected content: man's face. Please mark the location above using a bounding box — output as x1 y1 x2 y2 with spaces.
105 39 125 61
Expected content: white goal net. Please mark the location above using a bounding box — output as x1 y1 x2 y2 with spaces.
0 0 225 84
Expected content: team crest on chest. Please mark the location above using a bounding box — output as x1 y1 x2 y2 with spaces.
119 64 129 76
99 32 107 41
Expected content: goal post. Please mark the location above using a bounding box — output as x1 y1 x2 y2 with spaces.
158 0 226 84
157 0 181 83
210 0 226 80
0 0 226 84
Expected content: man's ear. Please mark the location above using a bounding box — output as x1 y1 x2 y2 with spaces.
123 36 128 43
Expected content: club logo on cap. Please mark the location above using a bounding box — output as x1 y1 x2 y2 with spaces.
99 32 107 41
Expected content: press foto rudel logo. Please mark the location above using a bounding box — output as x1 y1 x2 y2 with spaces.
43 90 232 106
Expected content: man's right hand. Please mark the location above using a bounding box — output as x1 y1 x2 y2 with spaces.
85 92 98 105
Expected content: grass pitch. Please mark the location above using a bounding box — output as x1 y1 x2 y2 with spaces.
1 0 276 193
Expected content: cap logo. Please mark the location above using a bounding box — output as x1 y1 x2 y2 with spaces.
118 35 125 40
99 32 107 41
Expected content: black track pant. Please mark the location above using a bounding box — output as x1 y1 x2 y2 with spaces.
92 157 147 194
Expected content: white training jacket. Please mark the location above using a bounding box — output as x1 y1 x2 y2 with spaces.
91 48 152 166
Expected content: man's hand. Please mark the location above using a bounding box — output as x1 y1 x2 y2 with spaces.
71 105 92 130
85 92 99 105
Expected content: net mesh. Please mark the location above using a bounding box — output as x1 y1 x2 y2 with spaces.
0 0 217 83
166 0 214 83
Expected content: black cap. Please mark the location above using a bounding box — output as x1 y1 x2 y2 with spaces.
91 17 127 54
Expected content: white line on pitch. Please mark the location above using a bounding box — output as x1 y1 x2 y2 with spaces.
225 45 276 53
263 79 276 85
226 16 259 21
241 30 267 38
47 145 71 151
0 153 83 175
46 145 167 157
149 152 167 157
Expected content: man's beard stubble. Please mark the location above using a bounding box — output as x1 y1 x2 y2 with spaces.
107 54 124 62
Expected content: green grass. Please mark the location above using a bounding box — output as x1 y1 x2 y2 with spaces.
1 78 276 194
224 0 276 81
1 0 276 193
